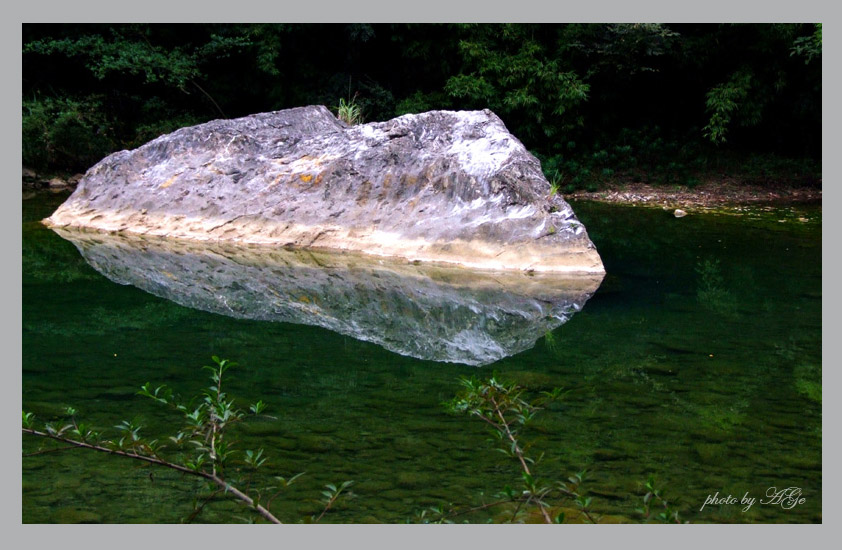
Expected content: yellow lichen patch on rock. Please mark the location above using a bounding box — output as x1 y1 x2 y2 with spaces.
160 176 177 189
299 173 314 183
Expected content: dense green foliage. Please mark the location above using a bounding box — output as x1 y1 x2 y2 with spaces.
23 23 820 185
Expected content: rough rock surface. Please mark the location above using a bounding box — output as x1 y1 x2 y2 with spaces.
54 227 603 366
45 106 603 273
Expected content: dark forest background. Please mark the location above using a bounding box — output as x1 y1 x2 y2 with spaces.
22 23 821 190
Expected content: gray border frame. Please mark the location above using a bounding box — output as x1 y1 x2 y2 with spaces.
6 1 833 546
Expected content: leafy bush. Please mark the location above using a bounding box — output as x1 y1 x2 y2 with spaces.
790 23 821 64
22 95 115 171
444 24 589 142
703 70 754 145
22 24 820 175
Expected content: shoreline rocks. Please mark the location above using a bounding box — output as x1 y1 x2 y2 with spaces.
44 106 604 273
22 167 83 191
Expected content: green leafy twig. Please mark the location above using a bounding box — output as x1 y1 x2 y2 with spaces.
23 357 285 524
636 475 685 523
314 480 355 522
445 376 575 524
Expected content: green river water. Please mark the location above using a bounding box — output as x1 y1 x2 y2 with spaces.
22 190 821 523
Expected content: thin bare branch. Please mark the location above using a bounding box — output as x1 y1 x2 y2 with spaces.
22 427 281 524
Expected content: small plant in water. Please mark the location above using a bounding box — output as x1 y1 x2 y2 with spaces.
417 375 598 523
314 480 356 522
22 357 352 524
636 475 686 523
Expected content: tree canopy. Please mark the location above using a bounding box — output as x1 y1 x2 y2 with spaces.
23 23 821 180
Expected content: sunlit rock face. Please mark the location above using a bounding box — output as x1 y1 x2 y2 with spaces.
45 106 603 273
54 228 603 366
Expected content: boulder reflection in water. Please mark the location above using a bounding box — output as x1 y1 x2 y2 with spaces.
53 227 603 366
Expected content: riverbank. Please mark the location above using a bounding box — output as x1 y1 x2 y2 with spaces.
564 178 821 212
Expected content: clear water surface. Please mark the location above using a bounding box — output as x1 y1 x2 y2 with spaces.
22 191 821 523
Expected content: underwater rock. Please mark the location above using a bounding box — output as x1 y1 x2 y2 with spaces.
45 106 603 273
52 227 603 366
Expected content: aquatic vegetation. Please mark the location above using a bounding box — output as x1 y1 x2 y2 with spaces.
775 344 821 404
774 336 802 362
636 476 685 523
24 364 688 524
693 442 728 465
795 380 822 404
424 375 594 523
22 357 353 524
794 364 821 403
23 197 822 523
695 401 748 432
696 258 738 315
414 375 689 524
